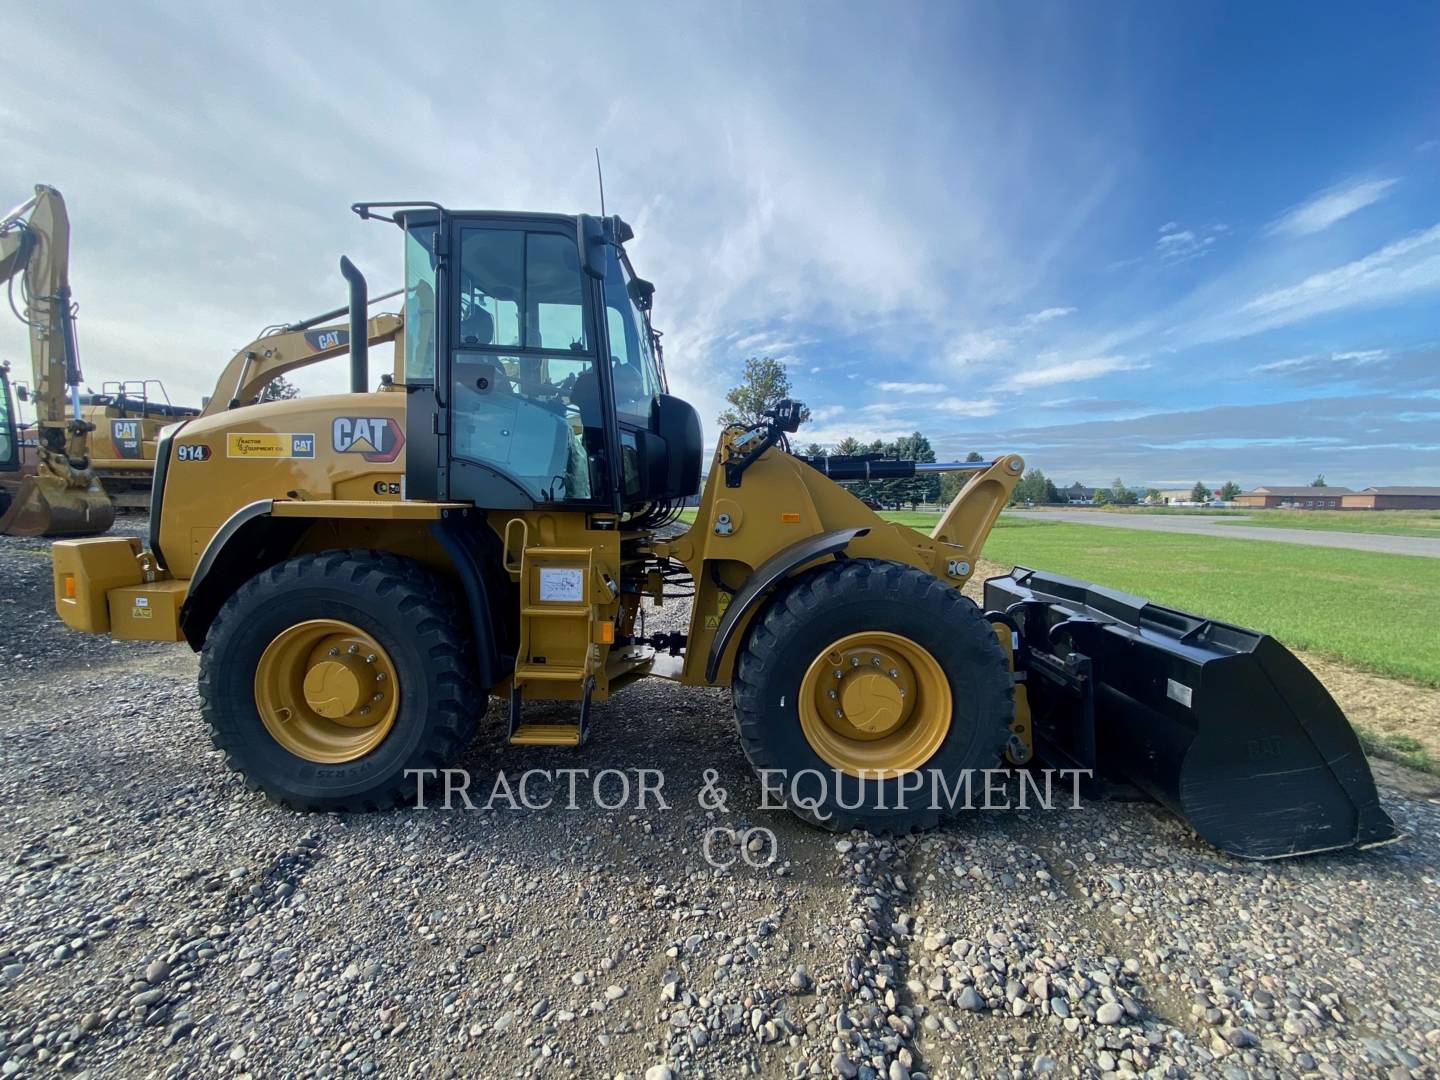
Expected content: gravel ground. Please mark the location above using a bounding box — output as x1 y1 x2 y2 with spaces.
2 521 1438 1079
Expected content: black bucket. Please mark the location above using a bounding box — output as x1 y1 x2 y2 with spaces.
984 567 1398 860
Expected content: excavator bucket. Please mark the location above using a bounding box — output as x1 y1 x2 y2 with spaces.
0 473 115 537
984 568 1398 860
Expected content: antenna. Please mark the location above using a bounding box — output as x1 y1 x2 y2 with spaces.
595 148 606 217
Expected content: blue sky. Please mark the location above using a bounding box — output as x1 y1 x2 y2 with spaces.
3 2 1438 487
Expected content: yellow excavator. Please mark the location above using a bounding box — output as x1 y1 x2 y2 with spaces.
0 184 399 535
50 200 1396 860
6 379 203 513
0 185 117 535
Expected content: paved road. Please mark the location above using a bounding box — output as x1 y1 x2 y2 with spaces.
1008 509 1440 558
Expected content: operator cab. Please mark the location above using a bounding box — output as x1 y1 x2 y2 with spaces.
0 365 18 474
364 203 701 515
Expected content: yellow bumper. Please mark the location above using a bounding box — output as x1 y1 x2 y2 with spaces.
52 537 188 641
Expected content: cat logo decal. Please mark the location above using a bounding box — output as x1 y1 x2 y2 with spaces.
332 416 405 463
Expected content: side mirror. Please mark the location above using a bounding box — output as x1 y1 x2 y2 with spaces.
576 214 606 280
16 385 28 402
654 394 703 498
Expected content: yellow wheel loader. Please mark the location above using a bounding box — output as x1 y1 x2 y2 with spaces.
50 201 1395 859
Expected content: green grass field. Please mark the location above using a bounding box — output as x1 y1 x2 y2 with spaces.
978 517 1440 685
1019 503 1440 537
1216 508 1440 538
674 508 1440 685
1018 504 1251 516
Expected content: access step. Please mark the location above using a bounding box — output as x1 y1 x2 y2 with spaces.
513 664 588 682
507 674 596 748
508 723 582 747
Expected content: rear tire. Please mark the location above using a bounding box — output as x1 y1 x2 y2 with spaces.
199 550 480 811
733 559 1012 832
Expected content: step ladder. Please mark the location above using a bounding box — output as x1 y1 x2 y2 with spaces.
504 523 601 747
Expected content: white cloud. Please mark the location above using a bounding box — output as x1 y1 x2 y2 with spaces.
0 4 1142 443
1003 355 1143 389
877 381 947 394
1022 306 1076 325
1237 222 1440 330
1154 222 1226 263
948 330 1011 364
1256 356 1311 373
808 404 845 421
936 397 999 416
1259 348 1390 374
1267 177 1399 237
801 420 914 447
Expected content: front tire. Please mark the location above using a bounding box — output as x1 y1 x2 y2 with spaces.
733 559 1013 832
199 550 480 811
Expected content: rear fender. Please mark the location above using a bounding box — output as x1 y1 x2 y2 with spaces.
179 501 507 691
179 500 304 648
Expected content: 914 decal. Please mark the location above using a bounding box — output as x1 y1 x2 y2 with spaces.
176 444 212 462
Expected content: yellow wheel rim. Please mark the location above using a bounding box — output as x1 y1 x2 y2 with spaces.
254 619 400 763
798 631 951 779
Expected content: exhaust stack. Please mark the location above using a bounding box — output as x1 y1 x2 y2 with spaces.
339 256 368 394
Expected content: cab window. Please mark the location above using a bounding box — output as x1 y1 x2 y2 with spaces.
0 373 15 468
450 227 602 502
601 248 662 423
403 222 438 381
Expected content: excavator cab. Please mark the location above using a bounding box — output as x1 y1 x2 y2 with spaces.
0 365 27 526
0 365 18 478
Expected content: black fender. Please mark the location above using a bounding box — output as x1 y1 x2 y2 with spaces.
180 503 508 693
180 499 306 648
429 513 508 691
705 526 869 683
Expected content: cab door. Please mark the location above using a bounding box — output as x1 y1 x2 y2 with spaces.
442 219 616 510
0 367 18 475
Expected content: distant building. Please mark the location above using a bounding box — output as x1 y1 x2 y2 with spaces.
1341 487 1440 510
1234 486 1351 509
1062 483 1096 504
1158 488 1203 505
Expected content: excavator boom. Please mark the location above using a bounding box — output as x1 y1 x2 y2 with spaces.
202 301 403 420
